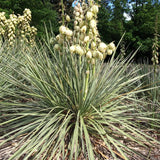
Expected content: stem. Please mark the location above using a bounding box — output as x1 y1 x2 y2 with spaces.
93 63 95 76
79 55 82 66
61 0 65 25
84 63 89 100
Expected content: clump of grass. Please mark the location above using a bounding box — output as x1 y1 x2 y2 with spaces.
0 38 160 159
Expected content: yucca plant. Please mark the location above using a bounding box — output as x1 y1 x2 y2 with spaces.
0 39 34 135
134 62 160 127
0 39 159 159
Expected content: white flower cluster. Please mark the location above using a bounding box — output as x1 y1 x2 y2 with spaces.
0 9 37 46
54 0 116 63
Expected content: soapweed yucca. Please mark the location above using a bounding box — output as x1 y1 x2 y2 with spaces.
0 40 159 160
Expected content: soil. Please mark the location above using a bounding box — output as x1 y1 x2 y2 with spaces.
0 133 160 160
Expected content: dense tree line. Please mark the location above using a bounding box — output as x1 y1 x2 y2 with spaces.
0 0 159 60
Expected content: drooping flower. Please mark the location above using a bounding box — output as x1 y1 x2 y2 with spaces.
59 26 66 35
66 15 71 22
107 49 113 55
90 19 97 29
86 50 92 59
54 44 60 50
76 45 84 56
108 42 116 51
70 45 76 53
86 11 93 20
98 42 107 53
81 25 87 33
91 5 99 14
84 36 90 43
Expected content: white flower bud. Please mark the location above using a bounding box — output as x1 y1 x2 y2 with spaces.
66 15 70 22
86 12 93 20
80 15 84 19
84 36 90 43
81 25 87 33
92 51 97 58
92 28 98 35
66 29 73 37
91 42 96 49
86 51 92 59
79 8 83 13
74 6 79 12
107 49 113 55
75 12 80 17
56 34 60 40
92 5 99 14
76 45 84 56
54 44 60 50
108 42 116 51
90 19 97 29
59 26 66 34
98 52 103 60
98 42 107 53
74 26 80 31
70 45 76 53
79 21 84 27
96 38 101 43
74 21 78 26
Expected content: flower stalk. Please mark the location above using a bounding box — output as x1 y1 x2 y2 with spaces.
61 0 65 25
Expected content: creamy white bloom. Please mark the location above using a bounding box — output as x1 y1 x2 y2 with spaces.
86 11 93 20
70 45 76 53
108 42 116 51
59 26 66 34
98 42 107 53
81 25 87 33
76 45 84 56
74 26 80 31
86 51 92 59
74 21 78 26
75 12 80 17
92 51 98 58
54 44 60 50
107 49 113 55
92 5 99 14
74 6 79 12
91 42 96 49
66 29 73 37
98 52 103 60
92 28 98 35
90 19 97 29
79 21 84 27
56 34 60 40
66 15 70 22
84 36 90 43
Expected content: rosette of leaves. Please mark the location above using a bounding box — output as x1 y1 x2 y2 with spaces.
0 39 159 160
